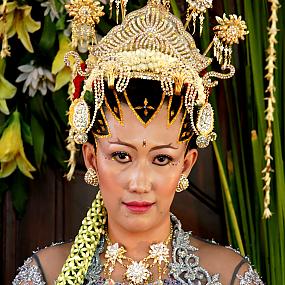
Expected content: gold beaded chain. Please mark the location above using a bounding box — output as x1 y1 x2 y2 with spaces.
103 224 173 285
56 191 107 284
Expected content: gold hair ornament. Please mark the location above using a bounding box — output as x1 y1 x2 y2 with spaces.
65 0 104 48
64 0 248 171
184 0 213 36
109 0 128 23
211 14 249 66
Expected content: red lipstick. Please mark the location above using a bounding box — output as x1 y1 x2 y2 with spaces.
123 201 154 213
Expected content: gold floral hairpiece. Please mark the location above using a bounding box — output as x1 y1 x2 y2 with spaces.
64 0 248 179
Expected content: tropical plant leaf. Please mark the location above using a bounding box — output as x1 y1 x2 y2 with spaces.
31 115 45 169
10 170 28 216
39 15 57 52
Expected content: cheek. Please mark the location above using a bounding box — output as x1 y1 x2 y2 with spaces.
154 167 181 208
96 154 124 210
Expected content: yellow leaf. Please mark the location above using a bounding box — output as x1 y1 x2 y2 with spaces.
52 34 72 74
0 74 17 100
0 100 9 115
16 153 36 179
0 113 21 162
1 2 41 53
0 59 17 114
5 2 17 13
0 111 36 178
5 7 16 37
54 67 71 91
15 11 34 53
0 160 17 178
20 6 41 33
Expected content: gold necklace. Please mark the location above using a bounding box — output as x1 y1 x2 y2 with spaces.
103 225 173 285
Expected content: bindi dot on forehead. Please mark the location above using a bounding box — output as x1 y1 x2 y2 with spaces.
143 139 147 148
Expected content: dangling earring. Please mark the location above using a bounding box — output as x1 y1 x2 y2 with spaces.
84 168 99 187
176 174 189 192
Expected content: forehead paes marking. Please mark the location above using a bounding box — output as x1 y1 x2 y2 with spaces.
150 143 179 151
108 138 137 150
108 138 180 152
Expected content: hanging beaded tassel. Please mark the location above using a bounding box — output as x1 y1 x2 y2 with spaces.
65 0 105 48
213 14 248 66
185 0 213 36
184 84 216 148
109 0 128 23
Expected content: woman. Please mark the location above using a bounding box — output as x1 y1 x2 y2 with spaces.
13 0 263 284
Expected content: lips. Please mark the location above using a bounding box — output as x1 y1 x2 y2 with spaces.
123 201 154 213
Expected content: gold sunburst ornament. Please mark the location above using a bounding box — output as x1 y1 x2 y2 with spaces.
212 14 248 65
65 0 104 48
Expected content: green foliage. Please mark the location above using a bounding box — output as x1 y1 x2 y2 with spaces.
0 0 150 215
0 0 70 214
212 0 285 284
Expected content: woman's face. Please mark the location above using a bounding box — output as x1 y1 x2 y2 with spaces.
83 103 198 234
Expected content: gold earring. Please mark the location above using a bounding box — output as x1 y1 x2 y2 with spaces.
176 174 189 192
84 168 99 187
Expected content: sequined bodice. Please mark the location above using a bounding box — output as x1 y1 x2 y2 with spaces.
13 214 264 285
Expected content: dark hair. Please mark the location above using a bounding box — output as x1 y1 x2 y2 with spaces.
88 79 197 150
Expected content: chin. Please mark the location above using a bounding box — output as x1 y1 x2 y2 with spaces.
125 208 167 232
121 209 158 231
124 218 155 233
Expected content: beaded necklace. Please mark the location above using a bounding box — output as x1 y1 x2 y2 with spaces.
103 225 173 285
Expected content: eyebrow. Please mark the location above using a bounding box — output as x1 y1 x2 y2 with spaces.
108 138 178 151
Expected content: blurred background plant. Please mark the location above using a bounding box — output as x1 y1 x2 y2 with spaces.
207 0 285 284
0 0 284 284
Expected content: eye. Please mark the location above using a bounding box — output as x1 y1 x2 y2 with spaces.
153 154 173 166
111 151 131 163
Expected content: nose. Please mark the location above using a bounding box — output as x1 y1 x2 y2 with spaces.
128 162 152 193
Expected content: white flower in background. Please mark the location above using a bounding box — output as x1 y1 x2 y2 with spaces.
16 61 54 97
41 0 63 21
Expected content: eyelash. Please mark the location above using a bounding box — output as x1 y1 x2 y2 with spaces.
111 152 173 166
111 151 131 163
153 154 173 166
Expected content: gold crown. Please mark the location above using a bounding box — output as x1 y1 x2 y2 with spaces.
64 0 248 149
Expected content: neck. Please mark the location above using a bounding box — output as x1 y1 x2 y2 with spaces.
106 214 172 260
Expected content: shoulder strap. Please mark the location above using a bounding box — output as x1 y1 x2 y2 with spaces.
230 258 247 285
32 253 48 284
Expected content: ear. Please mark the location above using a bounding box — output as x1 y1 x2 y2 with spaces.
182 148 198 176
82 142 98 170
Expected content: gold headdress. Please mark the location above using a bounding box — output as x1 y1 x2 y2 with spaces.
57 1 249 283
64 0 248 172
